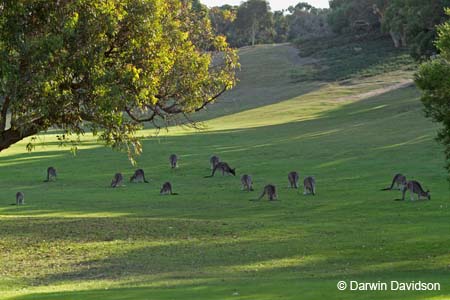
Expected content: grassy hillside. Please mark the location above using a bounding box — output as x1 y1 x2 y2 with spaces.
0 43 449 300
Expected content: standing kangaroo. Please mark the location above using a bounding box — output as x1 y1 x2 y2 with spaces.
160 182 178 195
210 155 220 170
16 192 25 205
402 180 430 201
44 167 57 182
169 154 178 169
303 176 316 195
288 171 299 189
130 169 149 183
381 173 407 190
111 173 124 188
241 174 254 191
205 162 236 177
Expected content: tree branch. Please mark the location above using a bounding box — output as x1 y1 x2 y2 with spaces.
0 118 44 152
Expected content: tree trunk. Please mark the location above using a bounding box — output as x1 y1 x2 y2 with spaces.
389 31 401 48
251 20 256 46
400 29 407 47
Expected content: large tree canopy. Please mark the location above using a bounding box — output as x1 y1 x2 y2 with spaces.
0 0 238 160
415 9 450 173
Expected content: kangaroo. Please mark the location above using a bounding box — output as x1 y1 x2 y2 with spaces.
111 173 124 188
44 167 57 182
210 155 220 170
303 176 316 195
402 180 430 201
160 181 178 195
169 154 178 169
257 184 277 201
130 169 149 183
241 174 254 191
288 171 299 189
381 173 407 191
205 162 236 177
16 192 25 205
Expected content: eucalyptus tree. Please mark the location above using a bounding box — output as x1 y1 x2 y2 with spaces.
0 0 238 160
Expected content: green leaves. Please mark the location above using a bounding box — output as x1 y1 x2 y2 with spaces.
0 0 238 161
416 13 450 172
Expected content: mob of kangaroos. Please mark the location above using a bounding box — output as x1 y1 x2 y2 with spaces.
16 159 434 206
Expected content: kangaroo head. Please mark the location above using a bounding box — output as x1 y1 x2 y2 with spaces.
231 168 236 176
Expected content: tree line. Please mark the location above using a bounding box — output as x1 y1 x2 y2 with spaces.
206 0 450 60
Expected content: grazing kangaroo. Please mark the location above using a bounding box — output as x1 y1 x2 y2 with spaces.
205 162 236 177
44 167 57 182
210 155 220 170
257 184 277 201
111 173 124 188
402 180 430 201
381 173 407 190
241 174 254 191
169 154 178 169
130 169 149 183
160 182 178 195
288 171 299 189
303 176 316 195
16 192 25 205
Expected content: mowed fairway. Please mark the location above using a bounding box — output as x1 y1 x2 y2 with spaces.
0 44 449 300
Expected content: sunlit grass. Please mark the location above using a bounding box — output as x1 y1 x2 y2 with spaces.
0 44 449 300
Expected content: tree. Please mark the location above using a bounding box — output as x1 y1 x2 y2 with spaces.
287 3 331 41
415 9 450 173
381 0 450 57
0 0 238 161
234 0 273 46
209 5 238 46
273 10 289 43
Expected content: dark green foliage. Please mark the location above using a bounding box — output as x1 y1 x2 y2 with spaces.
416 11 450 173
327 0 450 59
292 36 415 81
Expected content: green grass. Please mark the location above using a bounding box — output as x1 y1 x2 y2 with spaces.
0 44 449 300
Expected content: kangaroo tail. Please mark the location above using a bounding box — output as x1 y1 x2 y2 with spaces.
257 191 266 201
388 175 398 190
